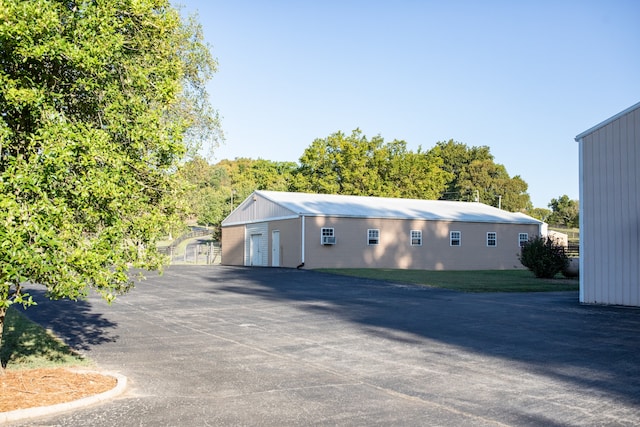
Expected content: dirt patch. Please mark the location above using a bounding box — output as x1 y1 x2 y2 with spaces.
0 367 117 412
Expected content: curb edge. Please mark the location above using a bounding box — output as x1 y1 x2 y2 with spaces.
0 371 127 424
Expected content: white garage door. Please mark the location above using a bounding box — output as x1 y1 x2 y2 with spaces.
245 223 268 266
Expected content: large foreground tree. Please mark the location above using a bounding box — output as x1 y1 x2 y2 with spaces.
0 0 219 355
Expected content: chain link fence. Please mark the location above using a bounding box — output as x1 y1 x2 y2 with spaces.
168 241 221 265
158 228 221 265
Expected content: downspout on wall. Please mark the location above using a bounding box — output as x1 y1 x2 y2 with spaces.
297 215 305 269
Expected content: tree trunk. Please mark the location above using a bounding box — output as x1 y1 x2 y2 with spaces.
0 307 6 374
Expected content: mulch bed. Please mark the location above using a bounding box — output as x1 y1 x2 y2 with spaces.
0 368 117 412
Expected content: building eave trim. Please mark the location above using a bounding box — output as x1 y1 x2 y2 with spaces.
575 101 640 141
222 212 541 227
221 214 300 227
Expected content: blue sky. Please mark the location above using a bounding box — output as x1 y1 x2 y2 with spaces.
174 0 640 208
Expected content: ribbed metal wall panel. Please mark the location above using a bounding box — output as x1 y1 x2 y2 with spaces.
222 193 297 226
579 105 640 306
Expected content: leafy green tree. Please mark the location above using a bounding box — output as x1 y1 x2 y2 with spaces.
252 159 298 192
292 129 450 199
429 140 532 211
176 156 226 232
380 147 452 199
179 156 217 189
291 134 344 194
528 207 552 223
178 157 298 232
547 195 579 228
428 140 493 200
0 0 218 356
212 158 297 208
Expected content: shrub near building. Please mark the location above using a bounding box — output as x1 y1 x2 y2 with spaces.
519 236 569 279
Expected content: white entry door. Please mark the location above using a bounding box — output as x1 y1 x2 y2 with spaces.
272 230 280 267
250 234 262 266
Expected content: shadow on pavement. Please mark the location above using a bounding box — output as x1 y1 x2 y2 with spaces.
207 266 640 407
19 288 119 352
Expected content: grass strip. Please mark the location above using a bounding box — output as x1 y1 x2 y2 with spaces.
0 307 90 371
317 269 579 293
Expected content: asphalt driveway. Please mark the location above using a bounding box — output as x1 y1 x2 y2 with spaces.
11 266 640 426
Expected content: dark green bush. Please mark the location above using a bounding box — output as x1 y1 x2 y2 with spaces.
519 236 569 278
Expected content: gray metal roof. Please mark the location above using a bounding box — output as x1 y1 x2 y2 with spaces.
256 191 543 225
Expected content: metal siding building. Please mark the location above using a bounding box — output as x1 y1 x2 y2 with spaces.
575 101 640 306
221 191 545 270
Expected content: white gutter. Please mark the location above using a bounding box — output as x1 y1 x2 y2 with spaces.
300 215 305 265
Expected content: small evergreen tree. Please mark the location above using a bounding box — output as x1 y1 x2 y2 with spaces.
519 236 569 279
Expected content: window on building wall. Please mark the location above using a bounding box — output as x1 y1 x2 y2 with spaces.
321 227 335 245
487 232 497 247
367 229 380 245
450 231 461 246
410 230 422 246
519 233 529 247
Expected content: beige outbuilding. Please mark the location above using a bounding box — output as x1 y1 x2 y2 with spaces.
221 191 545 270
575 101 640 306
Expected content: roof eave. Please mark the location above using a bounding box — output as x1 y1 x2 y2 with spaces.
575 101 640 141
283 212 541 225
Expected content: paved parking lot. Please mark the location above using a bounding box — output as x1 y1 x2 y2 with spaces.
13 266 640 426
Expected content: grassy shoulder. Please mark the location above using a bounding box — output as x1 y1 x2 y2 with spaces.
1 307 91 371
316 268 579 293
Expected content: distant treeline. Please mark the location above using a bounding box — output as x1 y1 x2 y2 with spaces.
178 130 577 233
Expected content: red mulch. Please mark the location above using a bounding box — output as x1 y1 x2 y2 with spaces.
0 367 116 412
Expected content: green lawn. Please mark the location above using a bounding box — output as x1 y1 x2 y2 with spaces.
317 268 579 293
0 307 90 370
